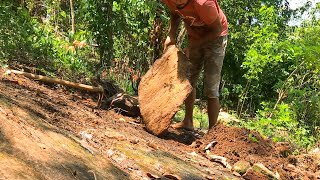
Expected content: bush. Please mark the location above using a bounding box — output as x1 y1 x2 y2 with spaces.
0 2 96 82
238 102 317 150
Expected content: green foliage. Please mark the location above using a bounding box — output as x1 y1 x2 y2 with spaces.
0 4 35 64
78 0 164 91
219 0 293 109
248 133 259 143
0 2 95 81
82 0 114 66
237 5 320 150
240 102 317 149
111 0 165 71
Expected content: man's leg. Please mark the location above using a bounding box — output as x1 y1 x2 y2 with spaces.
172 88 196 130
172 45 202 130
208 97 220 129
203 36 228 130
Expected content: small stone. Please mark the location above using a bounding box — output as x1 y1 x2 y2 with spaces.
4 70 12 75
310 147 320 154
147 141 159 150
283 163 296 172
233 160 251 175
130 139 139 144
303 171 316 179
188 151 198 157
275 142 293 157
243 168 268 180
232 171 241 177
80 131 93 140
208 155 232 170
205 175 214 180
115 135 126 141
106 149 114 157
252 163 280 179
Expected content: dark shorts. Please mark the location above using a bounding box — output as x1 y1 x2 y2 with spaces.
189 36 227 98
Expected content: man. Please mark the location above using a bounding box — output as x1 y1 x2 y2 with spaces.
162 0 228 130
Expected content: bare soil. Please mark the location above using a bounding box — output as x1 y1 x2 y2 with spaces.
0 67 319 180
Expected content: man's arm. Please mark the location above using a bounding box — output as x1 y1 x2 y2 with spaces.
164 12 181 51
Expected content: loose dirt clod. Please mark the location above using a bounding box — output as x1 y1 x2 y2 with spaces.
138 45 192 136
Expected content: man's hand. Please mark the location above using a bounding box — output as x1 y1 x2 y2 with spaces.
163 12 180 52
163 36 176 52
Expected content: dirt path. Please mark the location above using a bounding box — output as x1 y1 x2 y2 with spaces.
0 68 319 180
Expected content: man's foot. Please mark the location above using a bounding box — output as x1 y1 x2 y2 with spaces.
172 121 194 131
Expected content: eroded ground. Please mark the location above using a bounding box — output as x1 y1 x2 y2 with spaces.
0 68 319 180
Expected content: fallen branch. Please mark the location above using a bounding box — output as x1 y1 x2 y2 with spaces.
6 69 104 93
6 69 141 114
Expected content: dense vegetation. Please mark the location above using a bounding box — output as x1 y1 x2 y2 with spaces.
0 0 319 150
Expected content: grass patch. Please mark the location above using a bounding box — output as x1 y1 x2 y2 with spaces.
173 105 209 129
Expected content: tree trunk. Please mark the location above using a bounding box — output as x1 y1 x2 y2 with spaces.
98 1 114 67
70 0 75 34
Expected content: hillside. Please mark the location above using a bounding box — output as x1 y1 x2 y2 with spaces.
0 68 319 180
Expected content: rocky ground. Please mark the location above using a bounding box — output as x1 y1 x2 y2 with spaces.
0 67 319 180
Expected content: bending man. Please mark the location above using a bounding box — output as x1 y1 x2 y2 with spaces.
162 0 228 130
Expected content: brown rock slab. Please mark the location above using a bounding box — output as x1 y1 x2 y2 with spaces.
138 45 192 135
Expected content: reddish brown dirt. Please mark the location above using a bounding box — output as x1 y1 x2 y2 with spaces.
200 124 280 164
1 67 319 180
198 123 320 179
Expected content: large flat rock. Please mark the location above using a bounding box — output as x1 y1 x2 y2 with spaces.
138 46 192 135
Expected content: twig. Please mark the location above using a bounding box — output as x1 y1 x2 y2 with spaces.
61 164 79 179
88 170 97 180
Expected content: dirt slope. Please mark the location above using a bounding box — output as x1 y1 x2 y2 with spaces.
0 68 238 179
0 68 319 180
